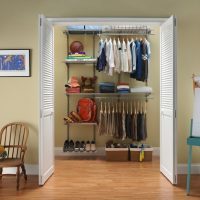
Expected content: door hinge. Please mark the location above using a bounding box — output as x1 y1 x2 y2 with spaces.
175 110 176 118
40 18 42 26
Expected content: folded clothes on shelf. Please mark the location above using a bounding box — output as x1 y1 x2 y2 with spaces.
99 82 115 93
117 85 130 90
117 90 130 94
116 82 130 93
130 86 153 94
66 87 80 93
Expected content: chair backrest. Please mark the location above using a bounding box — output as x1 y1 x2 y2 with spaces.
0 122 29 160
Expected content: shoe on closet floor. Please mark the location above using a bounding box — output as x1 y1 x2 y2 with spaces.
106 140 113 148
80 141 86 152
63 140 69 152
91 141 96 152
68 140 74 152
74 141 81 152
85 141 91 152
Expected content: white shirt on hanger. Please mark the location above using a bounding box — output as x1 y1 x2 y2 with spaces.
117 38 122 73
145 38 151 61
127 39 132 72
113 38 120 73
104 38 109 74
122 39 129 72
108 38 115 76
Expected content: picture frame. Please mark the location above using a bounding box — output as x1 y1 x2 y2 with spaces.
0 49 31 77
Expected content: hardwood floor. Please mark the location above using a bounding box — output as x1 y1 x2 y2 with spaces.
0 156 200 199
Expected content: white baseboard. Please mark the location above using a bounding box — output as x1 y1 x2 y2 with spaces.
55 147 160 156
152 147 160 156
2 164 38 175
178 164 200 174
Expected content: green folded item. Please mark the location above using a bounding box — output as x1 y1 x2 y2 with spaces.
67 56 92 59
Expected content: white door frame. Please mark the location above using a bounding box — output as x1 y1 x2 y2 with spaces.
39 16 177 185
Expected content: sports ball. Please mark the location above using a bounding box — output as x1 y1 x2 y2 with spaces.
70 41 84 53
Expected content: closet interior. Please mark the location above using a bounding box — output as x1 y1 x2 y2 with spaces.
54 23 160 160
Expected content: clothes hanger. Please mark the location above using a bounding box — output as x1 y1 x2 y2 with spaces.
116 102 118 113
144 101 147 114
137 100 140 114
134 101 136 114
130 100 133 115
126 101 129 114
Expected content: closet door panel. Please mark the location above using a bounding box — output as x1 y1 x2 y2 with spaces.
39 15 54 185
160 15 177 184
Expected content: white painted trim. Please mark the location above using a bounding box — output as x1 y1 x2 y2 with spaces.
152 147 160 156
40 165 54 185
2 164 38 175
47 17 167 26
178 164 200 174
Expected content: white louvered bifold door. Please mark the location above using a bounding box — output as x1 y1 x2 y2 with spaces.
39 15 54 185
160 16 177 184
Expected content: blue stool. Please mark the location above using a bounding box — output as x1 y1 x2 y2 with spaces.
187 119 200 195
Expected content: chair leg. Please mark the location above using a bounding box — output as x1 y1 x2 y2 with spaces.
187 145 192 195
16 166 20 190
0 168 2 180
21 164 27 181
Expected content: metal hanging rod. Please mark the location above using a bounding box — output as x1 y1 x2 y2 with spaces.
63 25 154 36
100 25 153 36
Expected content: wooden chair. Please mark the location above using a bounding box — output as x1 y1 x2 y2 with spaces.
0 122 29 190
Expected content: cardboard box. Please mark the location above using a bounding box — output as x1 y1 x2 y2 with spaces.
130 148 153 162
105 148 129 161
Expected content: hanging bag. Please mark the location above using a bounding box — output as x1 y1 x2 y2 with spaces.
77 98 97 122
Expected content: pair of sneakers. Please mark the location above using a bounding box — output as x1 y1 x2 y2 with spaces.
63 140 75 152
85 141 96 152
74 141 86 152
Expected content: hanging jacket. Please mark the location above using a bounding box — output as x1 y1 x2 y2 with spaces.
130 40 142 79
96 40 106 72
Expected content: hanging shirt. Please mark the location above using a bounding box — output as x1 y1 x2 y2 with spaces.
117 39 122 73
103 39 109 74
130 40 142 79
145 38 151 61
108 38 115 76
127 39 132 72
130 40 136 73
140 40 148 82
121 40 129 72
113 39 120 73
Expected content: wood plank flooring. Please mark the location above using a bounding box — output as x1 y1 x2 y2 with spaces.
0 156 200 200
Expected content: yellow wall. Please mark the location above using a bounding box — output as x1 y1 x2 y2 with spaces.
54 26 160 148
0 0 200 164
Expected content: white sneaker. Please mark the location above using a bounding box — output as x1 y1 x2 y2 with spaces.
85 141 91 152
91 141 96 152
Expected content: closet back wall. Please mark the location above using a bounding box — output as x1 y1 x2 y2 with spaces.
54 26 160 148
0 0 199 165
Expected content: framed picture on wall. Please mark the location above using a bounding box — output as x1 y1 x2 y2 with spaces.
0 49 31 77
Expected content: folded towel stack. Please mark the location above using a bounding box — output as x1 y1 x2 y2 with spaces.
65 52 96 62
117 83 130 93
